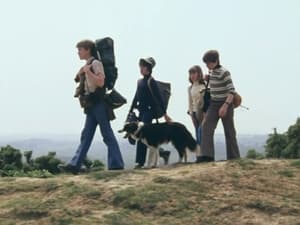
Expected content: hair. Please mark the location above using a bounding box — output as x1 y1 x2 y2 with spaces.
76 39 98 58
202 50 220 64
139 59 153 74
188 65 205 84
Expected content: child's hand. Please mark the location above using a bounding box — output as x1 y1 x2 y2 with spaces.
83 65 91 73
218 104 228 118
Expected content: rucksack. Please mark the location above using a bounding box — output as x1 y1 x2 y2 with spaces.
147 77 171 119
94 37 118 90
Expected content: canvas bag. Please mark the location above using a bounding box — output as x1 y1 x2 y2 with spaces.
147 77 171 119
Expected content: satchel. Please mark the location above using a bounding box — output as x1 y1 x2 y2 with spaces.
104 89 127 109
147 77 171 119
79 95 93 109
233 92 242 108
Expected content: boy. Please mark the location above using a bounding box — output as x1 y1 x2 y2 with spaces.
129 57 172 168
197 50 240 162
61 40 124 173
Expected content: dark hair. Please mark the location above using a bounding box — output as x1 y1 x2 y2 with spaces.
139 59 152 74
202 50 220 64
76 39 98 58
188 65 205 84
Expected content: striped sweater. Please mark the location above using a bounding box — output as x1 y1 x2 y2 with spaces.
209 66 236 101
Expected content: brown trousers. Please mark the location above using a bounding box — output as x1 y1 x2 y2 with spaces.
201 100 240 159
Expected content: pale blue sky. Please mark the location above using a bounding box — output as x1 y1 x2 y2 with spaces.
0 0 299 136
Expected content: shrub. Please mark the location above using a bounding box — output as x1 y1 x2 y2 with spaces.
0 145 23 170
34 152 63 174
246 149 264 159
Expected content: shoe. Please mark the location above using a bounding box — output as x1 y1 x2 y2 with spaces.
109 167 124 170
134 164 144 169
159 150 171 165
195 156 214 163
58 164 79 175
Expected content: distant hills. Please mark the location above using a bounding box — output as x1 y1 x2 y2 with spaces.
0 134 268 169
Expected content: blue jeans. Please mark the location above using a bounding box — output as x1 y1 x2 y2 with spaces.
135 110 154 166
195 126 202 144
192 112 202 144
70 101 124 170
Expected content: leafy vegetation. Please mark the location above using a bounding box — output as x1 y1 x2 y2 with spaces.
0 145 104 178
246 149 265 159
265 118 300 158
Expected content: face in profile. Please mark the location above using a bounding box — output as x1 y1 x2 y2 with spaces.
77 47 90 60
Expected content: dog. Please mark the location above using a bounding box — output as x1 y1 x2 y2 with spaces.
118 122 201 168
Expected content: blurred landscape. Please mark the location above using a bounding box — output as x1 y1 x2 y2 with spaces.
0 133 268 169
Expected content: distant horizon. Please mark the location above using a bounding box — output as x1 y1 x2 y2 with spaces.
0 132 270 139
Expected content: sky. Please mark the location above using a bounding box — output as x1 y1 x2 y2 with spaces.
0 0 299 137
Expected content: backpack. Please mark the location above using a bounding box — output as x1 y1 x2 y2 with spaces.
147 77 171 119
94 37 118 90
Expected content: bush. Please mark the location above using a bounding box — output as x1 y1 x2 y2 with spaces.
34 152 63 174
265 133 287 158
0 145 23 170
265 118 300 159
246 149 264 159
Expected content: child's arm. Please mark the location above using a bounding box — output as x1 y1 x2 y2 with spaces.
83 62 105 88
74 67 85 82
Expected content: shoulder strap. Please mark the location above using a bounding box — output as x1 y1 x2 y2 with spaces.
205 74 210 89
147 77 154 97
147 77 159 124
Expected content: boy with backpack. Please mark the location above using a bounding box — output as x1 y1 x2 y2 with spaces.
129 57 172 168
60 39 124 173
197 50 240 163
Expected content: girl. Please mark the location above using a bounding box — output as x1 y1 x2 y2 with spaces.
188 65 206 145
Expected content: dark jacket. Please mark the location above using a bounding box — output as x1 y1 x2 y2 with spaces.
130 75 166 116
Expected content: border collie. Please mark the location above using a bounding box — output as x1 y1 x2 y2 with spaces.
118 122 200 168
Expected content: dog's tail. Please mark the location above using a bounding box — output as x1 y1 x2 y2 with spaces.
186 136 201 156
184 128 198 152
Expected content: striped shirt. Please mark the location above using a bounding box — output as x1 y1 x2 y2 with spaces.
209 66 236 101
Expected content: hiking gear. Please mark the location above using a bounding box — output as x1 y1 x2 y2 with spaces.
95 37 118 90
104 88 127 109
233 93 242 108
195 156 214 163
147 77 171 119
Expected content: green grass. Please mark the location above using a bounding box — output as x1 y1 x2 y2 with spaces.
290 160 300 168
227 158 257 170
0 160 299 225
278 169 295 177
88 170 145 181
63 181 102 199
246 200 280 214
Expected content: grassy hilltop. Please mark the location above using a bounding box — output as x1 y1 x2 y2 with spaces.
0 159 299 225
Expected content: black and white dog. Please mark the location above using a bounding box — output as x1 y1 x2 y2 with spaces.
118 122 200 168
